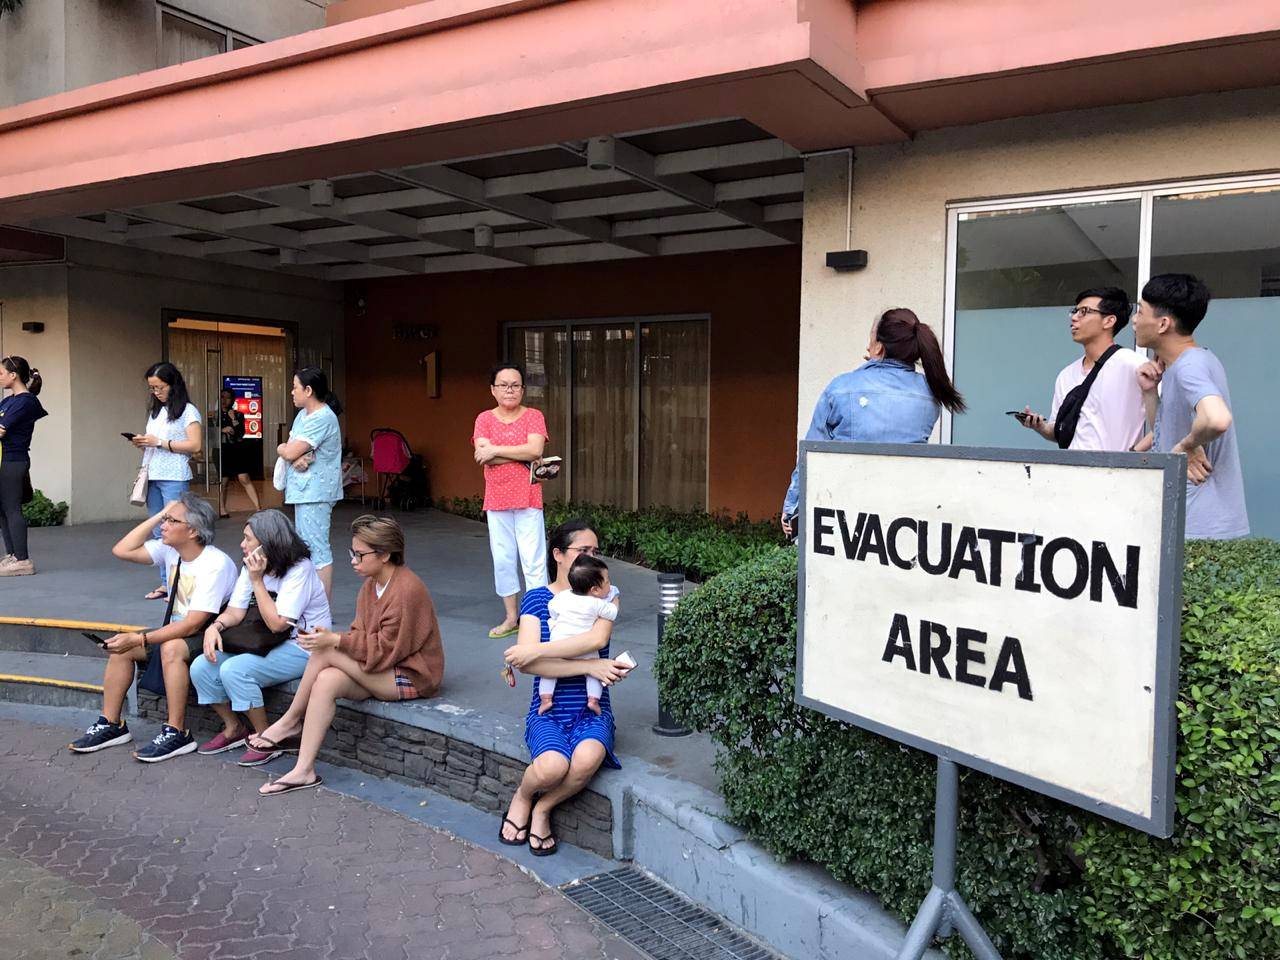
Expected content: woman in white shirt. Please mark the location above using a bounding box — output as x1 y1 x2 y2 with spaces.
131 362 202 600
190 508 331 767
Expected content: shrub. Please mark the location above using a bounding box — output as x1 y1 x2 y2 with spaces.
22 489 69 527
436 497 786 581
655 540 1280 960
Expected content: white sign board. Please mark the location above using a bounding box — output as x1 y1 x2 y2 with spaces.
796 443 1184 837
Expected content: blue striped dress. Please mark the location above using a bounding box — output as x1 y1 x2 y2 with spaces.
521 586 620 768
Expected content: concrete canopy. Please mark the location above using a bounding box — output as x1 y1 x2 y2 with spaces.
1 0 1278 276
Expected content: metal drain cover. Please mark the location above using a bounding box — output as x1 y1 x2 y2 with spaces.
562 867 782 960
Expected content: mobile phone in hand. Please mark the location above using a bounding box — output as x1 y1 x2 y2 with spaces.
82 632 109 648
121 432 138 440
1005 410 1031 425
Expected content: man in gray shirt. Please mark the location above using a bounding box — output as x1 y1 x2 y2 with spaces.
1133 273 1249 539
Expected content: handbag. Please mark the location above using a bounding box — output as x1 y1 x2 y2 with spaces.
1053 345 1121 449
137 557 181 695
219 590 293 656
129 448 151 507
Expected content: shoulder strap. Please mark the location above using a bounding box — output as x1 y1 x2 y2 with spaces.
1079 344 1122 392
162 558 182 627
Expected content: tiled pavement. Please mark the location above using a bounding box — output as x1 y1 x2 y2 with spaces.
0 718 649 960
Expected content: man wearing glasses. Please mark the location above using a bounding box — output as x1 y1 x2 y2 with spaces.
70 493 237 762
1018 287 1147 451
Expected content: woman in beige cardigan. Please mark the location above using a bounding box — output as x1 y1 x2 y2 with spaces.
253 515 444 795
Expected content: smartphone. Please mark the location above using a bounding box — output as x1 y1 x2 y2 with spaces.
121 432 137 440
1004 411 1031 425
82 632 109 648
247 545 265 563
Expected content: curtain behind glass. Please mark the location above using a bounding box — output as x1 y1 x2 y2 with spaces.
640 320 708 510
507 326 570 503
571 325 635 506
160 13 226 67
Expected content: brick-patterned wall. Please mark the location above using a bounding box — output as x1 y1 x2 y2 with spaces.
139 688 615 857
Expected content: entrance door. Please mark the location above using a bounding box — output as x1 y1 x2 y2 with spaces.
165 316 295 507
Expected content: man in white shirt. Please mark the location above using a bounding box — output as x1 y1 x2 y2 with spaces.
69 493 237 763
1019 287 1147 451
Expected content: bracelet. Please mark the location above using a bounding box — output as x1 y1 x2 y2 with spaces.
212 622 224 632
139 631 147 647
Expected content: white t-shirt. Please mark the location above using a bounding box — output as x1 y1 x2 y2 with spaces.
144 540 238 622
229 558 331 645
548 586 619 642
1049 347 1147 452
144 402 201 481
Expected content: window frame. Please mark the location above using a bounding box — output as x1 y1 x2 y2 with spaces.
156 3 259 67
502 313 712 510
942 171 1280 443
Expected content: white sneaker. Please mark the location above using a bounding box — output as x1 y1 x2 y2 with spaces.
0 554 15 567
0 559 34 577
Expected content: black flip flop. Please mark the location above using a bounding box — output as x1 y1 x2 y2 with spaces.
259 775 322 797
528 831 559 857
499 817 531 846
246 733 301 754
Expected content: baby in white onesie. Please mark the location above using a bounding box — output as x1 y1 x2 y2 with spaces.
540 555 619 716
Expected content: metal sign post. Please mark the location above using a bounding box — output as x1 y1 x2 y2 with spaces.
896 757 1001 960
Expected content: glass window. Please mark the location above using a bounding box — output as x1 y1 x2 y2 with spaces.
1151 185 1280 539
160 11 227 67
506 318 709 509
951 199 1140 448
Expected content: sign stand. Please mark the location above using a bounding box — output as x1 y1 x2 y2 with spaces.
896 758 1002 960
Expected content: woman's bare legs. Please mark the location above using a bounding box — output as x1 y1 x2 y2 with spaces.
236 474 261 511
500 751 570 842
259 648 400 793
248 649 330 748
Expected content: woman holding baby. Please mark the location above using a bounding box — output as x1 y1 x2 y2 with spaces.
499 518 633 856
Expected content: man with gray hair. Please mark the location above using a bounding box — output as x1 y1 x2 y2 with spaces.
71 493 237 762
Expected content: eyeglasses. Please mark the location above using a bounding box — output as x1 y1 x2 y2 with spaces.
492 382 524 393
566 545 599 557
148 384 169 394
159 514 188 526
1069 306 1110 320
348 547 379 562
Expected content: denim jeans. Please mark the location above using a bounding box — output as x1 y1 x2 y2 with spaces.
146 479 188 588
189 642 311 712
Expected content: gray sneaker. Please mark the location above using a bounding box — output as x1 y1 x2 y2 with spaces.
0 559 34 577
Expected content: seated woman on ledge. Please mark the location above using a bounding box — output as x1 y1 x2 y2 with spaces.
254 514 444 796
499 518 633 855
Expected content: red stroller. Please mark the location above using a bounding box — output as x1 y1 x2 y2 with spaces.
370 428 412 509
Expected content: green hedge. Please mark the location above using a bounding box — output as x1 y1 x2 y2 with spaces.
438 496 786 581
655 540 1280 960
22 489 68 527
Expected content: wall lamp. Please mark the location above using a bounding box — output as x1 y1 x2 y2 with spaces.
825 250 869 272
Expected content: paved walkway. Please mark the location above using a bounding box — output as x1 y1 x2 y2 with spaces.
0 712 648 960
3 505 719 791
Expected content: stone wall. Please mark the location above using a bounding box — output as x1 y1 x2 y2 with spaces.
138 688 615 857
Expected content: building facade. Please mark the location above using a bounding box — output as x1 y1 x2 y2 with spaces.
1 0 1277 534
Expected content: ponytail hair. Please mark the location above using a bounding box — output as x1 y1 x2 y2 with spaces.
294 366 343 416
1 356 42 396
874 308 966 415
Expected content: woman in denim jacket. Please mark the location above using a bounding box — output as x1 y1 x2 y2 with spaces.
782 308 966 535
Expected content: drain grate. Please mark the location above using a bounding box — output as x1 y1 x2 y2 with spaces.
562 866 781 960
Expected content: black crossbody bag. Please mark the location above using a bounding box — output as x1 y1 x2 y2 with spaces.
219 589 294 656
1053 345 1121 449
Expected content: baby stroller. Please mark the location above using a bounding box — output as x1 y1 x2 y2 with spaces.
370 428 429 511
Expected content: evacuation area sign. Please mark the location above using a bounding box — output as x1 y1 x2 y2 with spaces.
796 443 1186 836
223 376 264 440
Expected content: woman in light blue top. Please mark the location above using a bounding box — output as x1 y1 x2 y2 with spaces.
782 308 966 535
278 367 343 600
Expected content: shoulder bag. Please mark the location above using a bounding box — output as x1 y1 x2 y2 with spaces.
137 557 181 695
1053 345 1121 450
219 589 294 656
129 448 151 506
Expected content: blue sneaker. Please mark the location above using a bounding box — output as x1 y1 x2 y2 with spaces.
133 724 196 763
69 716 132 753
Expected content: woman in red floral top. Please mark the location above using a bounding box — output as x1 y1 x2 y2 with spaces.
472 363 549 638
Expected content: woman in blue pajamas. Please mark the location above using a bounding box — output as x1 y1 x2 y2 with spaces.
498 518 634 856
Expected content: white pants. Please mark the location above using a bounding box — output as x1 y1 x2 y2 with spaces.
487 507 548 597
540 654 603 701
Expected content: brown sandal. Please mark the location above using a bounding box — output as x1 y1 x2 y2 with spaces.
246 733 301 753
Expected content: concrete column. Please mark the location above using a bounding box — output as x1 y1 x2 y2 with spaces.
797 150 872 436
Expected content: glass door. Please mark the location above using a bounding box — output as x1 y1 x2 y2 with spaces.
571 324 636 506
